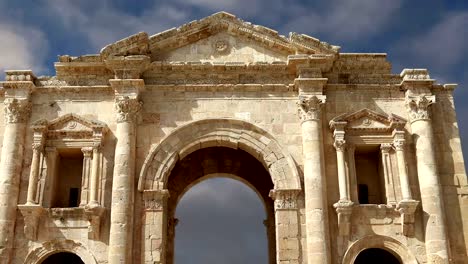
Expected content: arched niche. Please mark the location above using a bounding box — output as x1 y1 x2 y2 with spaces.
342 235 418 264
24 239 97 264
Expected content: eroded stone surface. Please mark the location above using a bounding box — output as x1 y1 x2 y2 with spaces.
0 11 466 264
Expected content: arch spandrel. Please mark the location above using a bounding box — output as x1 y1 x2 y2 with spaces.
24 239 98 264
342 235 419 264
138 118 301 191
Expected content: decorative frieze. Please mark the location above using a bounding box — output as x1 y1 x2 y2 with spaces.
297 95 326 122
114 96 142 123
405 95 435 122
4 98 31 123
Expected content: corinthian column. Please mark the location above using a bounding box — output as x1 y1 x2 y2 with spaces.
0 97 31 263
108 93 142 264
297 95 330 264
406 94 449 263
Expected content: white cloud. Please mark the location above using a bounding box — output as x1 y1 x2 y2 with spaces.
0 21 48 75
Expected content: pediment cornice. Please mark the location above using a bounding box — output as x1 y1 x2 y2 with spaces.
330 108 406 132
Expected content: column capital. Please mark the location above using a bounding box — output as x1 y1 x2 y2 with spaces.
297 95 326 122
114 96 142 123
4 98 31 124
269 189 301 210
405 94 435 122
31 142 43 152
81 147 93 158
393 139 405 151
143 189 170 211
333 139 346 152
380 143 393 153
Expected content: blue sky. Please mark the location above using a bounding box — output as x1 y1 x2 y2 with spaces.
1 1 467 262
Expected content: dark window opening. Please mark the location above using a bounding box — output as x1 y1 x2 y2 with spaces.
355 146 386 204
358 184 369 204
51 149 83 208
355 248 401 264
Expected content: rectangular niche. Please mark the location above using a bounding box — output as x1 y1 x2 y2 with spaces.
51 148 84 208
354 145 386 205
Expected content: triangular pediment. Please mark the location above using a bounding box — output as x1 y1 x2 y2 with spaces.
32 114 107 139
331 108 406 132
100 12 339 62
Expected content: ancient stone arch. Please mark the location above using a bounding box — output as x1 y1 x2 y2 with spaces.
138 118 303 264
138 118 301 191
24 239 98 264
342 235 418 264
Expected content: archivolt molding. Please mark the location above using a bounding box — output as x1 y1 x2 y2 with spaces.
342 235 418 264
138 118 301 191
24 239 98 264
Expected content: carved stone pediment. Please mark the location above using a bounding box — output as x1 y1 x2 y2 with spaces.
32 113 108 140
331 108 406 133
100 12 339 63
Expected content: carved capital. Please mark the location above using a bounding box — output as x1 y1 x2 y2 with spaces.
333 200 354 236
297 95 326 122
269 189 300 210
17 204 45 241
81 147 93 158
4 98 31 123
333 139 346 152
396 200 419 236
31 142 43 153
380 143 393 153
143 189 169 211
393 139 405 151
114 96 142 123
405 95 435 122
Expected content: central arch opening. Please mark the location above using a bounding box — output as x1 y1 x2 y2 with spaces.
355 248 401 264
175 177 267 263
166 147 275 264
41 252 84 264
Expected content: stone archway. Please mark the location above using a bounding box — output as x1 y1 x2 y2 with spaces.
138 118 303 264
24 239 98 264
342 235 418 264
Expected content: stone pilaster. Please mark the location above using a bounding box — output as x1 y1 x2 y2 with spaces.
381 143 397 205
269 189 302 264
88 144 101 207
80 147 93 207
297 94 330 264
142 190 169 264
0 72 33 263
402 69 449 262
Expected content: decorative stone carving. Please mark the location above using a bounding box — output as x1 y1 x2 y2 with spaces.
114 96 142 123
17 205 45 241
143 190 169 211
333 139 346 152
406 95 435 122
297 95 326 122
4 98 31 123
333 200 354 236
269 189 300 210
84 206 105 240
396 200 419 236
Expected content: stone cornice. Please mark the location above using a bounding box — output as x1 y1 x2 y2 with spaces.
104 55 151 79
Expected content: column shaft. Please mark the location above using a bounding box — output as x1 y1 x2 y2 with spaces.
302 120 330 263
395 144 412 200
26 144 41 204
108 121 136 264
0 123 27 263
336 147 348 201
89 146 100 206
412 119 449 262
